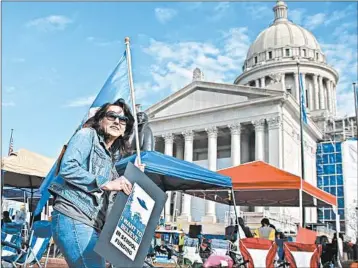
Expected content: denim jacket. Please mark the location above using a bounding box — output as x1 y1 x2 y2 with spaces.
49 127 120 219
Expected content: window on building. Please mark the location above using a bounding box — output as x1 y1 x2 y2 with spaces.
268 51 272 59
316 142 345 223
316 53 319 60
254 56 258 64
285 49 290 56
286 88 292 95
302 49 307 57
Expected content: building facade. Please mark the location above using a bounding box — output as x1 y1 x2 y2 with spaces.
145 0 357 231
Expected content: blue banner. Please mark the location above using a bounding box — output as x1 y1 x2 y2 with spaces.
34 51 131 216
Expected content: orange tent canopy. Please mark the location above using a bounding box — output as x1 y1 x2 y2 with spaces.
187 161 336 207
218 161 337 207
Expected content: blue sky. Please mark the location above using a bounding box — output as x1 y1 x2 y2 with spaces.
2 1 357 158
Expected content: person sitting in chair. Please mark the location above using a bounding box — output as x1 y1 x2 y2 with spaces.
254 218 275 241
1 211 12 226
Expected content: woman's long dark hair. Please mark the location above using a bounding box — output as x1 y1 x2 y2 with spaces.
84 99 134 161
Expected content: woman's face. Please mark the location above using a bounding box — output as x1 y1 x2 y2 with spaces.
100 105 127 138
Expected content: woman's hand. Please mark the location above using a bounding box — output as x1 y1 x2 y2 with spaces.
102 176 132 195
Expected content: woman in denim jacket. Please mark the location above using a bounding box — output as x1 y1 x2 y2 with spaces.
49 99 141 268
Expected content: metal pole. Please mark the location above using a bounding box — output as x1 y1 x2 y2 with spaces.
231 188 241 250
297 61 305 227
353 82 358 244
124 37 141 165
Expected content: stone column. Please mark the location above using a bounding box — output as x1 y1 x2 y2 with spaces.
253 119 265 213
260 77 266 88
163 133 174 222
173 137 184 221
253 119 265 161
327 79 332 113
255 79 260 87
319 76 325 109
332 82 337 115
281 73 286 92
229 123 241 214
301 73 307 108
228 123 241 166
309 83 314 111
153 136 157 151
267 116 283 168
175 137 184 160
241 128 251 163
178 130 194 222
202 126 218 223
313 74 320 110
294 73 299 102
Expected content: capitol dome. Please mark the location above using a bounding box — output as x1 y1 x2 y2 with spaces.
234 0 339 117
241 0 326 73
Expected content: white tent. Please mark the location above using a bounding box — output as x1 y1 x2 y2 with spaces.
2 149 55 188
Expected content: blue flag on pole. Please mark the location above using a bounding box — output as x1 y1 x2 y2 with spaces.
34 51 132 216
299 73 308 124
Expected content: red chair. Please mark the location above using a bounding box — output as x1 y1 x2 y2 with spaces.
239 238 278 268
283 242 322 268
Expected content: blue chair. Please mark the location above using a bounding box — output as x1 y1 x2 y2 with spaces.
2 222 23 235
2 220 52 268
1 231 23 259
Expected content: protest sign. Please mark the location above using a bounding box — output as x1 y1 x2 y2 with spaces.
95 162 167 267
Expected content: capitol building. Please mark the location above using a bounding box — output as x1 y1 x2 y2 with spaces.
145 1 357 232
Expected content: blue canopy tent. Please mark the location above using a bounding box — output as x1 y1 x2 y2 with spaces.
116 151 238 223
115 151 232 192
3 187 42 200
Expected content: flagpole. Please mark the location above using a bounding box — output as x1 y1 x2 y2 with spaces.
124 37 141 166
353 82 358 244
297 61 305 227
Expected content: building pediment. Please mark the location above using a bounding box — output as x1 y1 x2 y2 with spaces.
145 81 280 119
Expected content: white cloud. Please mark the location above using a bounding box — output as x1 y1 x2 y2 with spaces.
324 4 355 26
138 27 251 102
244 3 271 20
65 95 96 107
26 15 72 31
210 2 230 21
320 22 358 117
154 8 177 24
2 101 15 107
304 13 326 30
289 8 305 25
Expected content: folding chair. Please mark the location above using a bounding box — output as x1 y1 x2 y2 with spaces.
210 239 230 256
283 242 322 268
183 237 203 266
1 232 22 258
239 238 278 268
2 223 23 236
2 221 52 268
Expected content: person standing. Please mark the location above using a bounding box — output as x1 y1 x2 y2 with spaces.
49 100 143 268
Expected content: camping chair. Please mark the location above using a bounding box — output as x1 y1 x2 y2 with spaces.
2 220 52 268
1 232 22 258
2 223 23 236
283 242 322 268
239 238 278 268
210 239 230 256
183 237 203 266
